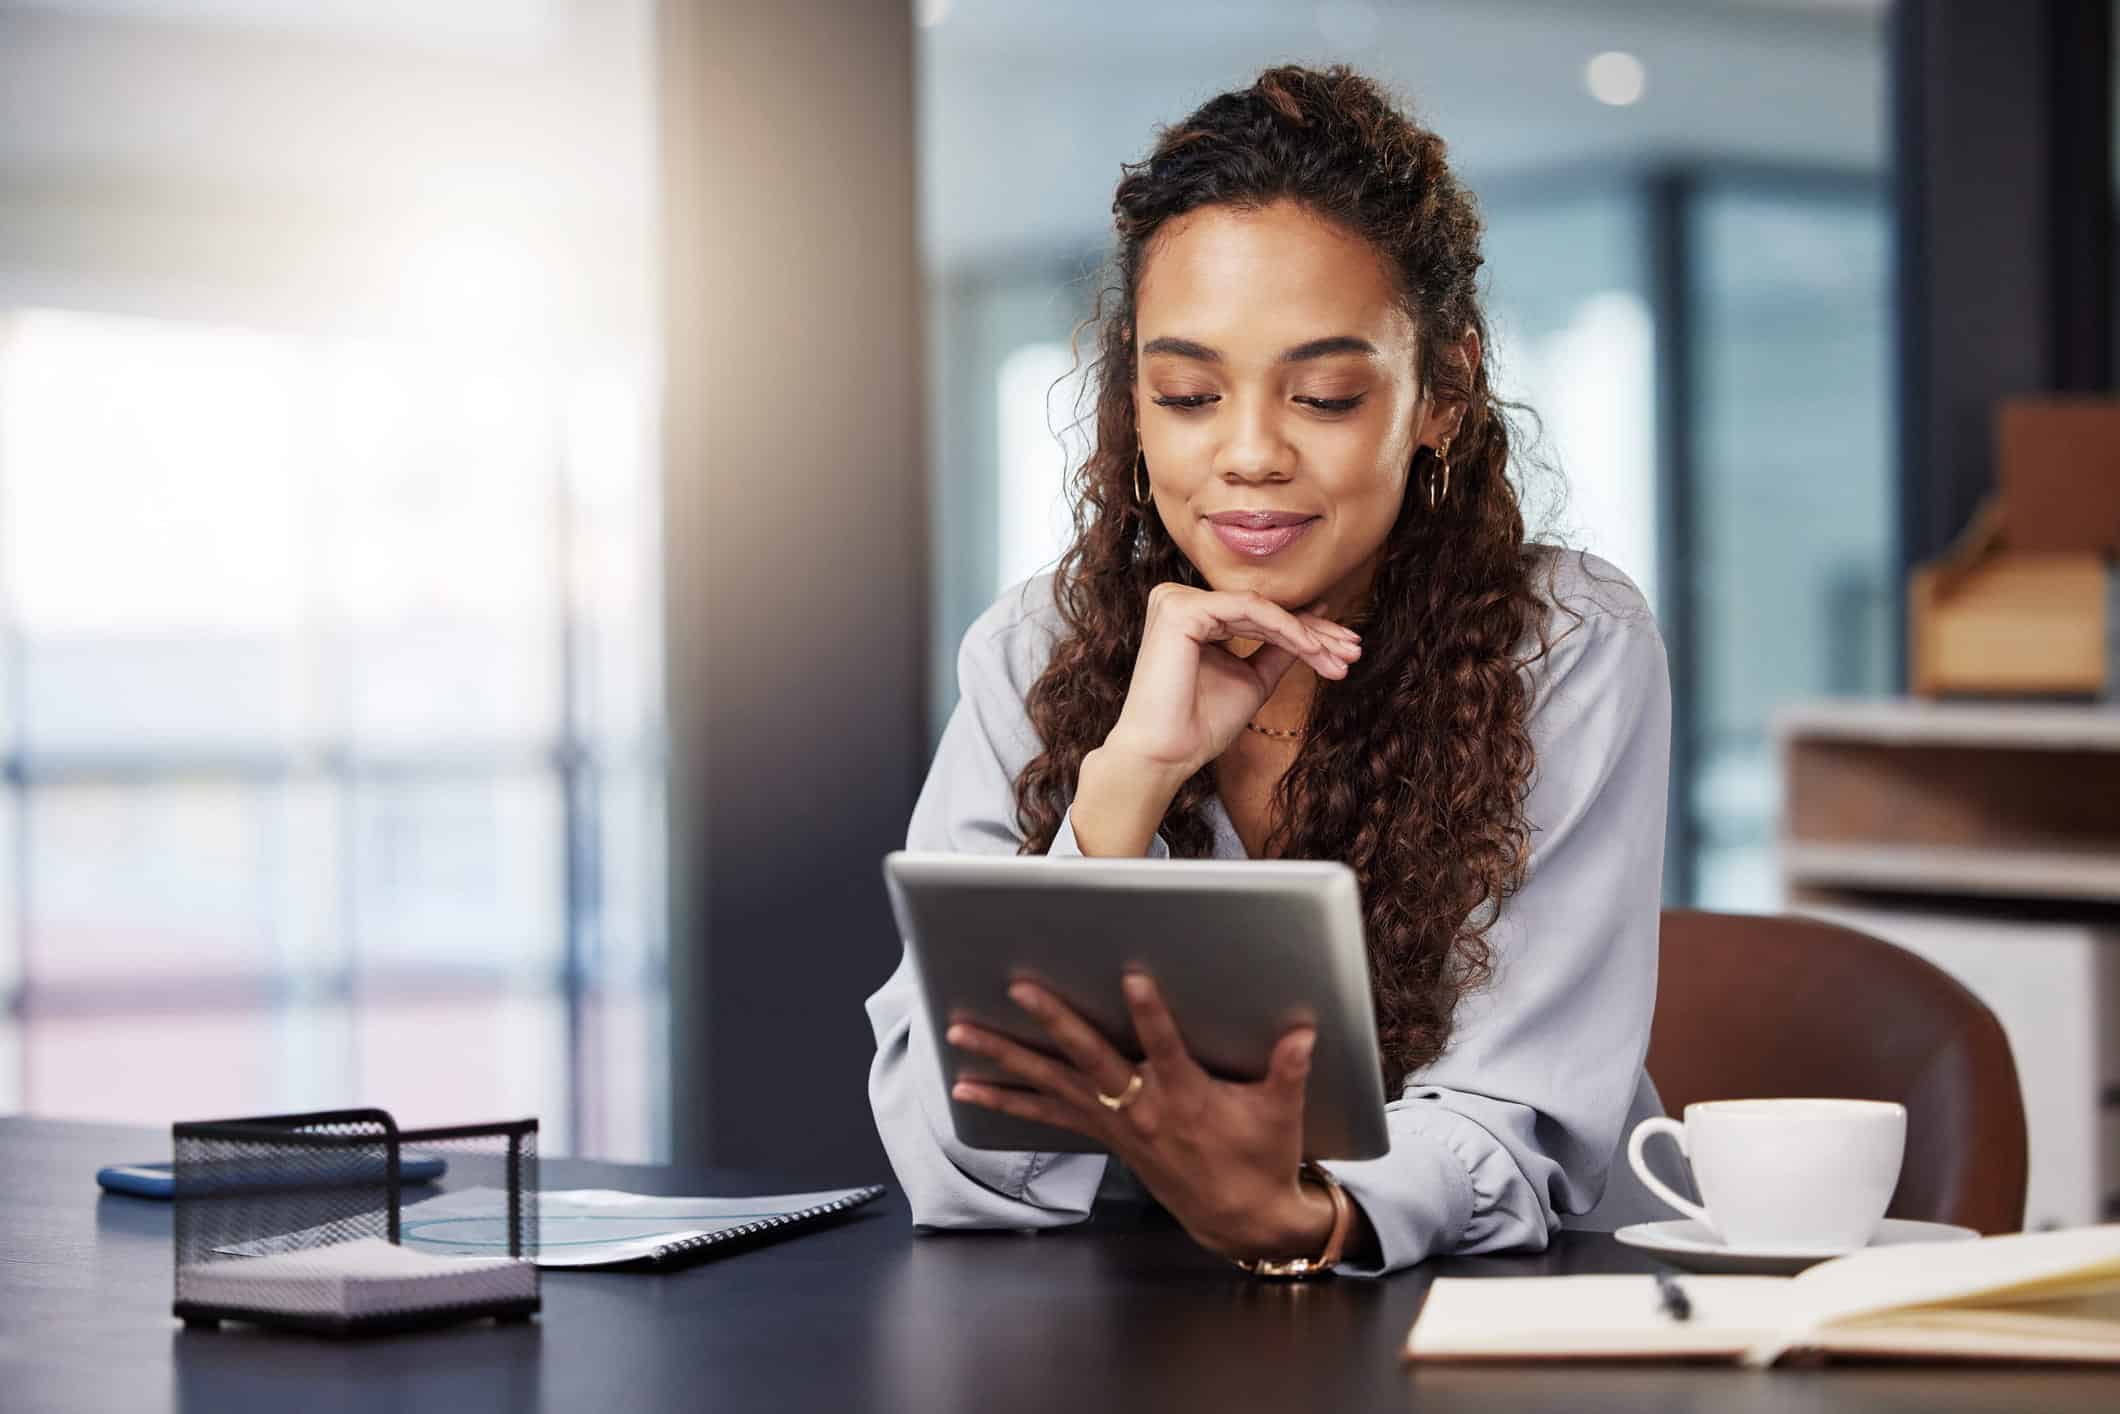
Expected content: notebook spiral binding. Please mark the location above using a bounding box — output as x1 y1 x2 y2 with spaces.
646 1184 887 1264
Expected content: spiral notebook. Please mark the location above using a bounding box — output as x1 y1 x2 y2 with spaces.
412 1185 887 1268
223 1184 887 1269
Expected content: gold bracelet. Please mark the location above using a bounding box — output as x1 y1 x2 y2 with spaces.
1231 1161 1351 1280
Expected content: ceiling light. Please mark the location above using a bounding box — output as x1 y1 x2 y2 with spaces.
1585 51 1647 107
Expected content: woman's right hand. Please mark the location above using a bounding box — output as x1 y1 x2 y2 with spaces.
1100 582 1362 778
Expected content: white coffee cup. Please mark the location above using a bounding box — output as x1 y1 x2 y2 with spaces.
1626 1098 1907 1252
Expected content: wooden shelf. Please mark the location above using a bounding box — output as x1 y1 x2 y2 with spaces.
1774 698 2120 1230
1782 841 2120 905
1773 698 2120 752
1776 697 2120 908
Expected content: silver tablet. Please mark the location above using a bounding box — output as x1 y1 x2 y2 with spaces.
882 850 1390 1159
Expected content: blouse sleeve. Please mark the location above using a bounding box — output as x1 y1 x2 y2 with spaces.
864 581 1149 1228
1319 598 1672 1276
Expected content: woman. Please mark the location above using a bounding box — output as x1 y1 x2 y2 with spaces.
866 63 1673 1277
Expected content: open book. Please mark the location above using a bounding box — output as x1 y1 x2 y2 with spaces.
1405 1225 2120 1366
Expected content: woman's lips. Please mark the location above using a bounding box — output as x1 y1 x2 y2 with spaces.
1210 517 1318 558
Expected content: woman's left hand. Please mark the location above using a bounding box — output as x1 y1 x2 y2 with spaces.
946 973 1336 1263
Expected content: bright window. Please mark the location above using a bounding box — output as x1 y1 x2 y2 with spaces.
0 308 665 1158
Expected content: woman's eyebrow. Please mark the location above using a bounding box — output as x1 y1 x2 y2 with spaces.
1140 334 1380 364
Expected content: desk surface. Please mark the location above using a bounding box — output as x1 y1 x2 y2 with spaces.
4 1116 2113 1413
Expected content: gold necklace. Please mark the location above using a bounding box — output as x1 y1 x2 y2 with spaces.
1245 719 1305 739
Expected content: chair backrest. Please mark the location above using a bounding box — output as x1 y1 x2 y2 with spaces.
1647 908 2028 1234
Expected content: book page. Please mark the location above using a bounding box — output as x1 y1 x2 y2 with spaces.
1741 1225 2120 1367
1790 1225 2120 1319
1818 1298 2120 1365
1404 1275 1797 1361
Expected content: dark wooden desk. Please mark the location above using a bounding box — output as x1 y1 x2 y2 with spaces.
3 1116 2112 1412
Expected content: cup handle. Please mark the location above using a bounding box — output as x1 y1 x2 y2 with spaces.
1626 1116 1714 1228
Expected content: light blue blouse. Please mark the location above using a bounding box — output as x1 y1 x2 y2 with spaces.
864 546 1678 1275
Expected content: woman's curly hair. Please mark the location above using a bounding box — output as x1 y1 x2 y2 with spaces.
1009 63 1580 1096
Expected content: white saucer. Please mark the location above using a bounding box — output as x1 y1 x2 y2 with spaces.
1613 1217 1980 1275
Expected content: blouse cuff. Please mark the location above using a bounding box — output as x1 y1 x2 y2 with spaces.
1014 1147 1110 1215
1317 1132 1471 1278
1049 802 1172 859
1319 1103 1542 1277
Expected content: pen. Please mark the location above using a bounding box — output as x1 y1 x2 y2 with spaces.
1654 1267 1693 1322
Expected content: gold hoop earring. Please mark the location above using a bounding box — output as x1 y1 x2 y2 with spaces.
1134 449 1151 507
1428 436 1452 510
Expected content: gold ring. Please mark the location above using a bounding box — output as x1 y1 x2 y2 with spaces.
1096 1071 1144 1111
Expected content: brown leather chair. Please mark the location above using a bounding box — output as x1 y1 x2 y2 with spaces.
1646 908 2028 1234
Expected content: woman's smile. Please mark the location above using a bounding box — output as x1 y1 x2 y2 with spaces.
1208 516 1319 558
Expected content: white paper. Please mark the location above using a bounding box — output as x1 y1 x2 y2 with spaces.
1405 1275 1796 1359
183 1235 535 1318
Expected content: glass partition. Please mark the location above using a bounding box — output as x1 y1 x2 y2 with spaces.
1686 178 1893 909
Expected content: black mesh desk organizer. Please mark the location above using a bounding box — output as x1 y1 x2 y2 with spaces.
172 1107 538 1335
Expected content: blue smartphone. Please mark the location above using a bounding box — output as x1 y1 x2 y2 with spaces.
96 1152 448 1200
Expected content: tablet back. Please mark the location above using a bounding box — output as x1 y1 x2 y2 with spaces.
883 850 1390 1159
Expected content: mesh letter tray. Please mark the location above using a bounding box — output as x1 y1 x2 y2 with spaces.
172 1107 539 1335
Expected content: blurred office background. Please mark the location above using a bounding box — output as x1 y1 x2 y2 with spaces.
0 1 2107 1180
920 0 1893 917
0 0 666 1156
